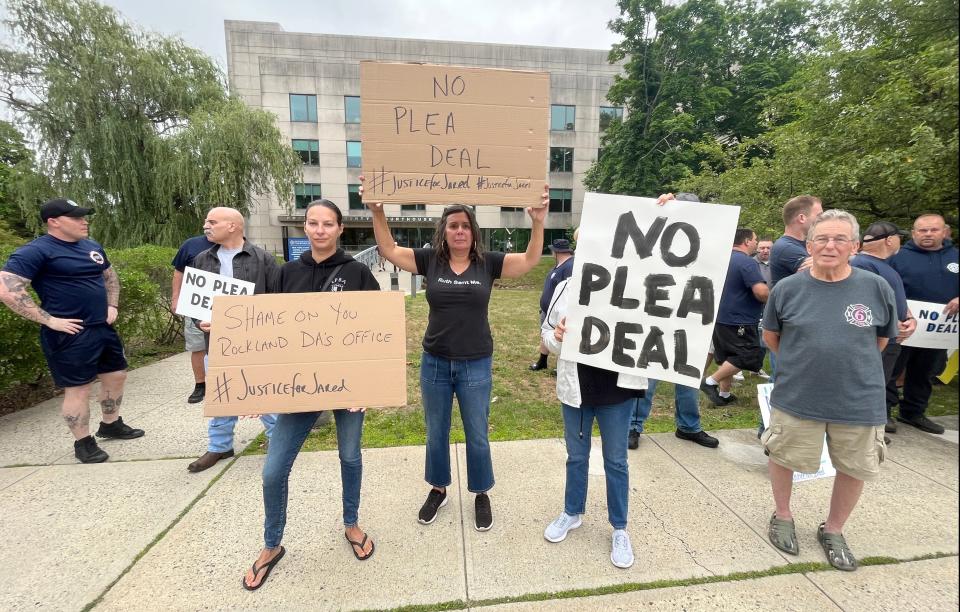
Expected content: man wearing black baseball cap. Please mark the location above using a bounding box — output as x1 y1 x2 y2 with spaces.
851 221 917 438
0 198 144 464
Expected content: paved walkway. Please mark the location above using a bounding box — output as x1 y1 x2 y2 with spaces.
1 352 957 611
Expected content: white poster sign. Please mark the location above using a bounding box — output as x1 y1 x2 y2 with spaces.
757 384 836 483
174 266 256 321
901 300 959 350
559 192 740 387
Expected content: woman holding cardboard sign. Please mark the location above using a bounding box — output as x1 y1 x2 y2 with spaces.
362 179 547 531
242 200 380 591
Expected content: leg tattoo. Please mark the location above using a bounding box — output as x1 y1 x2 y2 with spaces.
100 394 123 415
63 414 85 433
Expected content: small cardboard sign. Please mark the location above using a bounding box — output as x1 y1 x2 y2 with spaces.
360 61 548 207
203 291 407 416
174 266 255 321
758 384 836 483
901 300 959 350
558 192 740 387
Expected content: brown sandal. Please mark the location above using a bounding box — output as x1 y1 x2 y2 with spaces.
241 546 285 591
345 531 375 561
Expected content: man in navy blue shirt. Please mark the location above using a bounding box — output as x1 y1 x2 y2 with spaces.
529 237 574 371
701 228 769 406
770 196 823 288
171 234 215 403
851 221 917 437
889 214 959 434
0 199 144 463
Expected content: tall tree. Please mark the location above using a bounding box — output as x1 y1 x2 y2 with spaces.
681 0 959 230
0 0 301 246
584 0 820 198
0 120 48 241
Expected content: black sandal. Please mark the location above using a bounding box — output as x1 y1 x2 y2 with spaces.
241 546 285 591
345 531 376 561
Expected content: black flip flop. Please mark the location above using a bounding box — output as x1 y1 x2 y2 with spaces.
242 546 285 591
345 531 375 561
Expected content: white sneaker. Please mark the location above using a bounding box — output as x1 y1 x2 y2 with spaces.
758 369 770 379
611 529 634 568
733 372 745 381
544 512 582 542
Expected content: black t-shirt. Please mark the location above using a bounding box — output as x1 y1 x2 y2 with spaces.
3 234 111 324
413 248 505 359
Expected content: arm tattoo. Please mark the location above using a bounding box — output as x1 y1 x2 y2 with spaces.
103 267 120 307
0 271 52 324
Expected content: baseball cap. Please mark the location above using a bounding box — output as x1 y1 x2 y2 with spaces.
40 198 93 222
550 238 573 253
862 221 906 242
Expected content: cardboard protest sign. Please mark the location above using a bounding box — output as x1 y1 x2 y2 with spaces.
901 300 959 350
203 291 406 416
558 192 740 388
360 61 548 207
757 384 835 483
174 266 255 321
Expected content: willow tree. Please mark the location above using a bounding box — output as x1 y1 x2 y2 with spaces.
0 0 301 246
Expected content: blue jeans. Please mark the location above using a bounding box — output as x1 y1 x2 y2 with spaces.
562 399 633 529
208 414 277 452
629 380 702 434
262 410 365 548
420 352 494 493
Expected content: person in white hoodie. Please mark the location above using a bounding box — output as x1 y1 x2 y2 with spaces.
539 230 647 569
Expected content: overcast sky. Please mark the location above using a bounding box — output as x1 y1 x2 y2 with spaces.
97 0 625 69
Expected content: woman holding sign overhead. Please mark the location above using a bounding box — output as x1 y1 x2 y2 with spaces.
242 200 380 591
362 180 547 532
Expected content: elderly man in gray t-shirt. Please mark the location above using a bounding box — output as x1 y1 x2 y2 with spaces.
761 209 897 572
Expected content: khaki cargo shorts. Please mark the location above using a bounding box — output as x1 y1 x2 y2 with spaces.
761 408 885 482
183 315 206 352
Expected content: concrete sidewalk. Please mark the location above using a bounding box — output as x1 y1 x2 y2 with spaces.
1 352 957 611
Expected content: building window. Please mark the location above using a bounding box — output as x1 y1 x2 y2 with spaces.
550 147 573 173
289 94 317 122
292 139 319 166
550 105 575 131
348 184 363 210
346 141 362 168
599 106 624 131
294 183 322 209
401 204 426 211
344 96 361 124
549 188 572 213
500 206 523 212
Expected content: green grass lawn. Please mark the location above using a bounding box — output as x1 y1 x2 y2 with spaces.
249 260 959 454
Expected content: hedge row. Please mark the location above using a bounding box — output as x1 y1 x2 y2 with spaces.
0 243 179 392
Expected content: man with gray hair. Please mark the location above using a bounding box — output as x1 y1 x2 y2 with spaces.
762 209 897 572
186 206 281 473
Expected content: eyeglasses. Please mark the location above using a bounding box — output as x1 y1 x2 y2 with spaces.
810 236 853 246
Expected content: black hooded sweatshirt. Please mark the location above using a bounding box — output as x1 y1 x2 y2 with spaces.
279 248 380 293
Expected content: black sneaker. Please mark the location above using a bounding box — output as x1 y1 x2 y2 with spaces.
187 383 206 404
529 361 548 371
885 418 897 434
897 414 946 435
418 488 448 525
96 416 145 440
628 430 640 450
74 435 108 463
718 394 738 406
699 381 723 406
475 492 493 531
675 429 719 448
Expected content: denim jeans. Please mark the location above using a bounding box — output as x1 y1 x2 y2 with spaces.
629 380 702 434
208 415 277 452
262 409 365 549
562 399 633 529
420 352 494 493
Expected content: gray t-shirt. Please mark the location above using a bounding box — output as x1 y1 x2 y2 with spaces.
762 268 898 426
217 247 242 278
